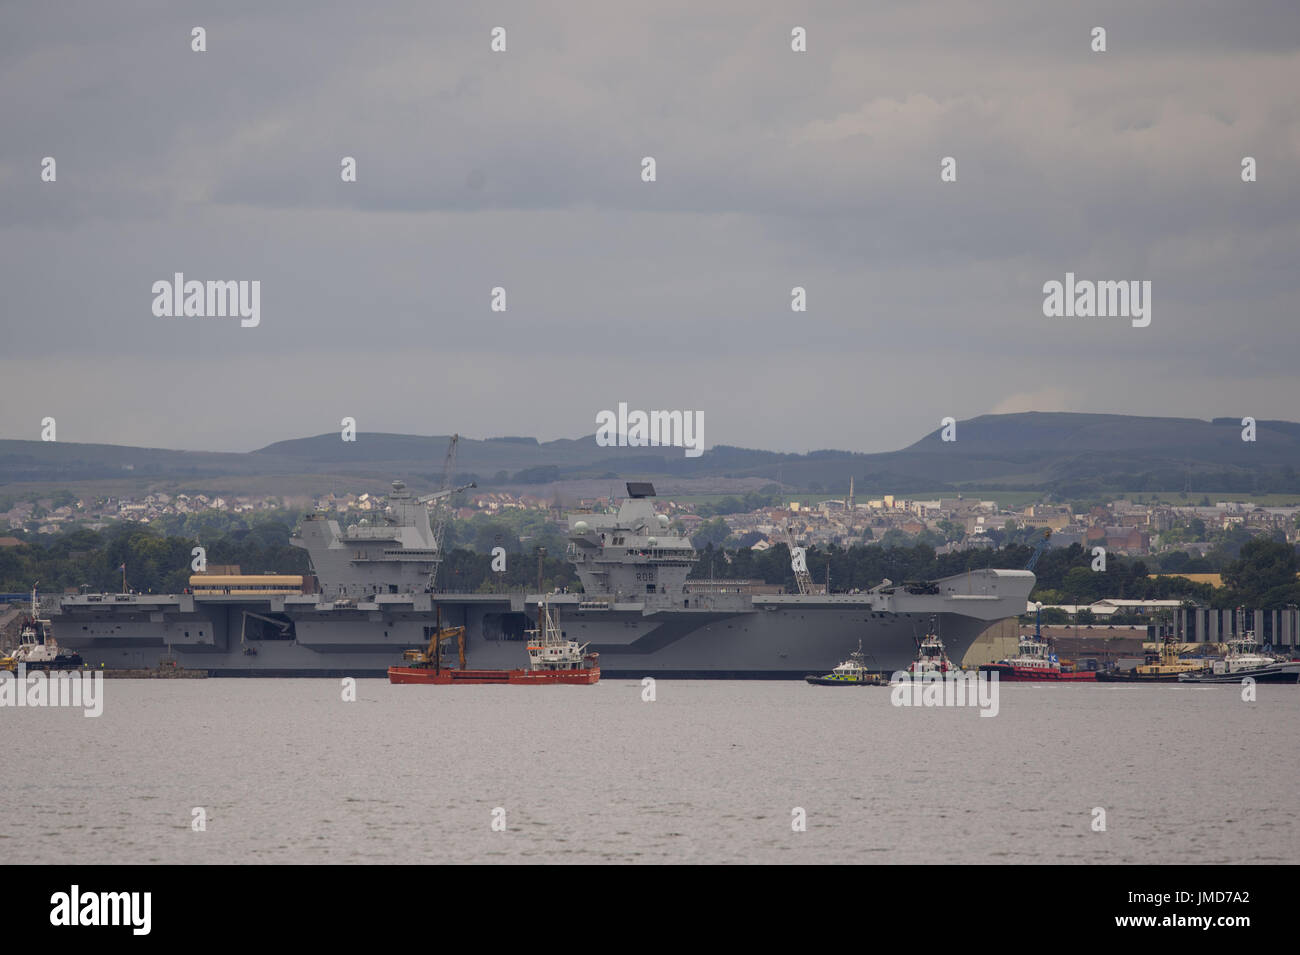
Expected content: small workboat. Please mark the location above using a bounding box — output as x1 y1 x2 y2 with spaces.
805 640 880 685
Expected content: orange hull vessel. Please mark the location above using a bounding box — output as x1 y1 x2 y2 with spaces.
388 665 600 685
390 600 598 685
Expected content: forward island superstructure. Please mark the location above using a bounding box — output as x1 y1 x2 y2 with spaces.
53 482 1035 677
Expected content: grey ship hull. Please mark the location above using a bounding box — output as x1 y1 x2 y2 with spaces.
53 569 1033 678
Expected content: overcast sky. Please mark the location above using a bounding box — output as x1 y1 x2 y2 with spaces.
1 1 1297 455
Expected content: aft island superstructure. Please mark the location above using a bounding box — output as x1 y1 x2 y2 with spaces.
53 481 1035 677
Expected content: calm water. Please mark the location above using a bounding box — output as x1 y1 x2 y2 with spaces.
3 679 1296 864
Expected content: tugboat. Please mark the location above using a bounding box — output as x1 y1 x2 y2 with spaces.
5 585 83 672
979 604 1095 682
1178 610 1300 684
1097 630 1207 683
389 600 599 685
907 621 955 678
805 639 880 685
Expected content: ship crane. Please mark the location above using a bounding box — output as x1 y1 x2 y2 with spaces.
780 518 814 596
424 434 476 592
416 484 475 507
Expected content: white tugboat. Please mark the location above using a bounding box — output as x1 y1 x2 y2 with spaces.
5 585 83 671
1179 610 1300 684
907 623 955 677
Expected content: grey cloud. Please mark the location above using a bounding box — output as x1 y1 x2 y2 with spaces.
0 1 1297 454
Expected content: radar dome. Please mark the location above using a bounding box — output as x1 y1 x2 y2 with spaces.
657 514 670 527
574 520 589 532
647 537 657 546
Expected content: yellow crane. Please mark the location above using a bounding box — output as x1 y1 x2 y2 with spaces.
401 606 467 670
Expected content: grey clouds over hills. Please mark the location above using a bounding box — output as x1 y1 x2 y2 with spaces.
1 2 1297 456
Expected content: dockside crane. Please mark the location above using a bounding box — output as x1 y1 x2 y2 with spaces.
781 515 815 596
1025 528 1052 572
423 434 476 592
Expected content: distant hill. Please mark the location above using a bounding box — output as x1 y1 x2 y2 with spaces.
849 413 1300 496
2 412 1298 495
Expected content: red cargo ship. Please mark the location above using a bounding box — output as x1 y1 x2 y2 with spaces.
388 665 599 685
388 601 599 685
978 605 1096 682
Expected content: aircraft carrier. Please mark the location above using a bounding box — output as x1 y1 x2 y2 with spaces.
52 481 1035 677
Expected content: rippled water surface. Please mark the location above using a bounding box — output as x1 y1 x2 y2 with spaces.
3 679 1296 863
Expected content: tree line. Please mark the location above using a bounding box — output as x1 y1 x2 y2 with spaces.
2 521 1295 612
